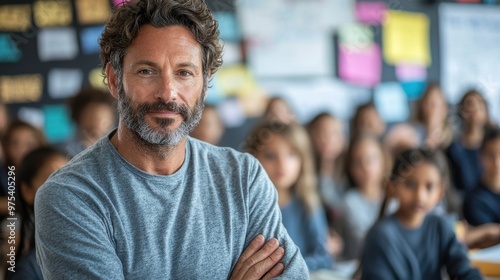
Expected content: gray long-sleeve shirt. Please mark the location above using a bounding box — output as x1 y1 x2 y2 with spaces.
35 131 308 279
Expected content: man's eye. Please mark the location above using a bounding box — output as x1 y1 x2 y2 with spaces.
139 69 154 75
179 71 192 77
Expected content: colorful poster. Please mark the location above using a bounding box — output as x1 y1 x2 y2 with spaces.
374 82 410 123
356 2 387 25
17 107 44 129
216 65 259 96
395 64 427 81
0 74 43 103
81 26 104 54
338 23 373 51
88 68 107 89
0 34 22 62
339 43 381 87
43 105 76 143
48 69 83 99
38 28 79 61
34 0 72 27
383 10 431 66
214 12 241 41
76 0 111 24
0 5 31 31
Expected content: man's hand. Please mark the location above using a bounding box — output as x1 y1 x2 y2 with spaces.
229 234 285 280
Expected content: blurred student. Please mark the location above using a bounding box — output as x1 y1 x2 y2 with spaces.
246 121 333 272
446 90 491 194
383 123 421 157
66 87 116 157
263 97 297 124
9 147 68 280
415 83 453 149
341 134 390 260
361 148 481 279
306 112 346 211
463 127 500 226
351 103 386 139
190 104 224 145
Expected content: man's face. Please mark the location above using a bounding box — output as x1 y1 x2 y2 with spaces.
116 25 205 146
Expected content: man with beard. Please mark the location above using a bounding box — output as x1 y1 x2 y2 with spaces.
34 0 308 279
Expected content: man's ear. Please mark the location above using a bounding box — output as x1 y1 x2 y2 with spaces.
106 63 119 100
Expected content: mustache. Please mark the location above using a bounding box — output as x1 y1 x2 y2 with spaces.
138 101 189 119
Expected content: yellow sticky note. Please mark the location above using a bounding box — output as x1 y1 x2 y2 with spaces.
0 5 31 31
76 0 111 25
89 68 107 89
34 0 73 27
0 74 43 103
383 10 431 66
216 65 259 97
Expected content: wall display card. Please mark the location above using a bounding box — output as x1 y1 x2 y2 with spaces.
81 26 104 54
214 12 241 41
374 82 410 123
48 68 83 99
395 64 427 81
216 65 259 96
0 5 31 31
88 68 107 89
383 10 431 66
0 74 43 103
38 28 78 61
339 43 381 87
222 42 242 66
356 2 387 25
76 0 111 25
401 81 427 100
43 105 75 143
338 23 373 51
34 0 72 27
0 34 22 62
17 107 44 129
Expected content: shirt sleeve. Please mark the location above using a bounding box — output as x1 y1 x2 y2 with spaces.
35 182 125 280
441 220 483 280
245 158 309 279
302 207 333 271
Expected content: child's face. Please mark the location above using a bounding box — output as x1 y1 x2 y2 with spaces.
8 128 40 166
256 134 301 191
481 138 500 180
350 139 384 187
190 107 224 145
22 155 68 206
311 117 345 160
422 89 447 127
393 163 444 222
79 103 115 144
357 108 385 137
461 94 488 126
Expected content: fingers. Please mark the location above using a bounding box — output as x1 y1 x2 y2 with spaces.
244 245 284 279
231 234 266 278
262 262 285 280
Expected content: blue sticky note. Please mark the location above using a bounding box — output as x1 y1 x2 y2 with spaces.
80 26 104 54
205 76 225 105
374 82 410 123
402 81 427 100
43 105 76 143
0 34 21 62
214 12 241 41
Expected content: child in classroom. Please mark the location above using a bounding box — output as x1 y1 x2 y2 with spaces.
351 103 386 139
8 147 68 280
463 127 500 227
360 148 482 279
245 121 333 272
341 134 391 260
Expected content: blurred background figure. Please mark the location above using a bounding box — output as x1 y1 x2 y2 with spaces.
415 83 453 150
65 87 116 157
446 89 492 196
383 123 421 157
263 97 297 124
190 105 225 146
246 121 333 272
351 103 386 139
6 147 68 280
341 134 391 260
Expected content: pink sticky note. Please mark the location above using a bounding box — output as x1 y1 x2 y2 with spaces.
395 64 427 81
339 43 381 87
356 2 387 25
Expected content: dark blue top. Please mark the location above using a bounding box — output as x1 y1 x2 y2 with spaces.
361 214 481 280
280 195 333 272
463 182 500 226
10 250 43 280
445 139 482 193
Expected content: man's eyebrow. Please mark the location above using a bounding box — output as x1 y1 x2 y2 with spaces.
177 62 200 71
132 60 160 68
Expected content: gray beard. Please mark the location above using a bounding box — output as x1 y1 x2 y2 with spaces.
117 86 205 150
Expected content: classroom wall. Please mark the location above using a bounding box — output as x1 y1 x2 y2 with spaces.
1 0 500 143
